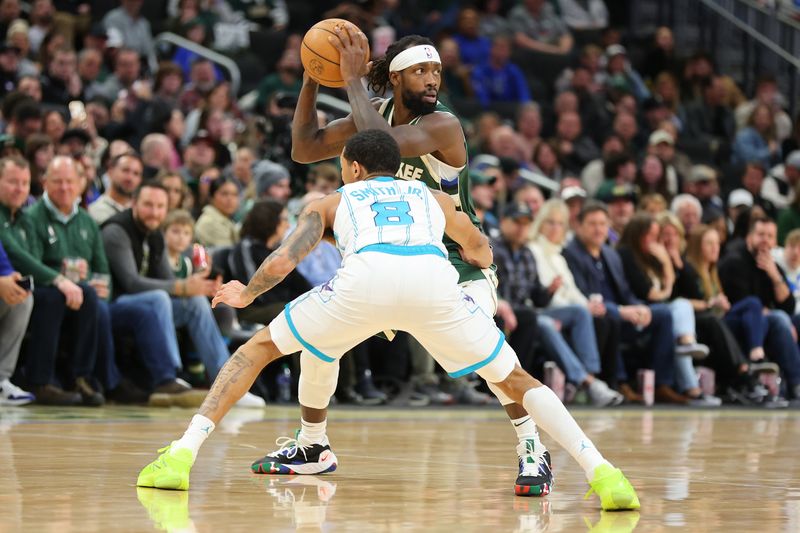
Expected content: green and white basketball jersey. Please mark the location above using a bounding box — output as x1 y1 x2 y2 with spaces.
378 98 491 283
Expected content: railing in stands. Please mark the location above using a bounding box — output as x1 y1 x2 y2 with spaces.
661 0 800 116
153 32 242 96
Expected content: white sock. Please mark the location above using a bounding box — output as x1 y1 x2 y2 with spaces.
298 418 327 446
172 414 215 461
522 387 611 480
510 415 543 451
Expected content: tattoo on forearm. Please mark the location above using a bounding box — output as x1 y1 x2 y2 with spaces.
244 210 324 299
199 351 256 417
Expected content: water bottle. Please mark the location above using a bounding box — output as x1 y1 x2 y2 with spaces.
276 364 292 403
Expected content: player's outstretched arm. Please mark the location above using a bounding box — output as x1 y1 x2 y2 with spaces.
432 191 493 269
212 196 337 308
291 75 359 163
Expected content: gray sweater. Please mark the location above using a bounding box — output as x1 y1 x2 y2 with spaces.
101 223 176 297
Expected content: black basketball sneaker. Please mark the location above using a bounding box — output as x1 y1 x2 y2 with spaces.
251 433 338 475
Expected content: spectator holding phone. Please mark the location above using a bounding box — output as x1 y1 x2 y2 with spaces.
0 240 34 405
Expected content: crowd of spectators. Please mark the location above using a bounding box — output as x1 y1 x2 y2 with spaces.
1 0 800 409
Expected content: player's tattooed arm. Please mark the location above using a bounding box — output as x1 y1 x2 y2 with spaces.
241 205 326 302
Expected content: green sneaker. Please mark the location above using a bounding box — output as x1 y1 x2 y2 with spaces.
585 464 640 511
137 444 193 491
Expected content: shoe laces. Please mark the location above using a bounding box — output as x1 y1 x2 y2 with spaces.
518 440 548 475
274 435 314 461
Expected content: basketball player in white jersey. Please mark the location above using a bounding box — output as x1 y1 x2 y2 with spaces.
289 24 555 497
136 130 639 511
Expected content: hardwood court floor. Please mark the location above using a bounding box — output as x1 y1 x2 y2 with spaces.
1 405 799 532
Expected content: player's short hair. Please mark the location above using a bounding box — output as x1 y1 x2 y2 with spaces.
342 129 401 176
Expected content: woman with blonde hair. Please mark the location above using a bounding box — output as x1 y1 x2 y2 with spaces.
659 215 750 398
528 199 623 405
685 225 768 368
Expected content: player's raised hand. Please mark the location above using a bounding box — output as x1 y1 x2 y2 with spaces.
330 23 369 83
212 280 255 309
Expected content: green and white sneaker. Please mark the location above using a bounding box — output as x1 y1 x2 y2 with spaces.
137 444 193 491
585 464 640 510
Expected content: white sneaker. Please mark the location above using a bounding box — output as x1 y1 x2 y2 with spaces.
587 379 624 407
0 379 35 406
235 391 267 408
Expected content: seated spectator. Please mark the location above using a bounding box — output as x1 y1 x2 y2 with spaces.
179 131 217 197
597 152 637 201
509 0 574 56
634 154 670 201
438 37 474 103
160 172 192 212
611 110 641 153
617 214 715 405
0 239 34 405
601 183 636 245
453 6 490 66
647 129 678 197
764 150 800 211
253 159 292 206
670 193 703 235
658 212 742 400
777 180 800 244
514 182 546 218
223 199 310 325
229 147 257 206
529 199 622 400
686 224 773 399
78 48 103 89
778 229 800 319
682 75 735 164
23 133 54 197
163 209 196 280
516 102 543 164
735 75 792 142
581 134 625 197
640 192 668 215
180 58 219 114
101 181 265 407
601 45 650 102
532 140 563 182
194 176 240 248
471 36 530 107
140 133 175 179
470 171 500 239
733 103 782 168
683 165 723 221
740 162 777 219
553 111 599 174
718 216 800 404
43 109 66 144
40 47 83 107
102 0 155 59
0 156 100 406
88 153 143 225
563 202 683 403
642 27 679 83
152 61 185 109
560 184 586 237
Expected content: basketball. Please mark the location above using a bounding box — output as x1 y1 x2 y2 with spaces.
301 18 370 88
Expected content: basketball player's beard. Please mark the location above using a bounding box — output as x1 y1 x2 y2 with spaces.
401 88 437 116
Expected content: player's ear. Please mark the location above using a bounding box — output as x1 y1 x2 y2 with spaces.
389 71 400 88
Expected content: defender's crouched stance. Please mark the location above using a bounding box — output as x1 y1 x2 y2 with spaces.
137 130 639 511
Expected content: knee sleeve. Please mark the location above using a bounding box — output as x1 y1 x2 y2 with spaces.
298 350 340 409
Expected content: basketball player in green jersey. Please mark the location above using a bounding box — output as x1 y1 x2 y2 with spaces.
274 25 553 496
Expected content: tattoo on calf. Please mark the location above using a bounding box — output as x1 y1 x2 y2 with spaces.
199 351 256 416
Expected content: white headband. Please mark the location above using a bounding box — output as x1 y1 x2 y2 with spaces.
389 45 441 72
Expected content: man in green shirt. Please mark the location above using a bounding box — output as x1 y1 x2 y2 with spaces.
0 156 98 406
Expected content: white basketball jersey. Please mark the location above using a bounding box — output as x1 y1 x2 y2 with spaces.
333 177 448 260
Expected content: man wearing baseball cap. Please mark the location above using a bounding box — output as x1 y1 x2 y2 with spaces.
763 150 800 210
